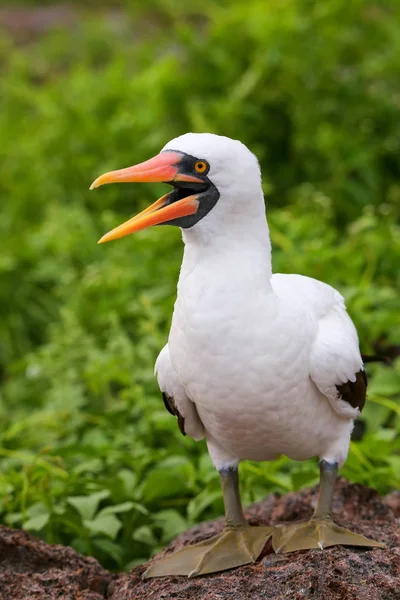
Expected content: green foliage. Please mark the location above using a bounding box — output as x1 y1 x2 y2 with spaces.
0 0 399 571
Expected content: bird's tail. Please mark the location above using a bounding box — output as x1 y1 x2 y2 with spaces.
361 353 395 365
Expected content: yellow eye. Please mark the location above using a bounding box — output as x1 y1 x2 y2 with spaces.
194 160 208 173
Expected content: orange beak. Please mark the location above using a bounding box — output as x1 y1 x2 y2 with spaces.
90 151 203 243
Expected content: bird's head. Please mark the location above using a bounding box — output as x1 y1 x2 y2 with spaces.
90 133 263 243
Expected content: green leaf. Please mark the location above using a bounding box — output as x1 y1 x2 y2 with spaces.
369 368 400 397
24 513 49 531
5 512 23 527
68 490 110 521
98 501 134 516
84 514 122 540
130 502 150 516
117 469 137 495
92 538 124 564
132 525 158 546
141 460 192 502
152 509 188 542
291 468 319 491
26 502 48 518
187 490 222 522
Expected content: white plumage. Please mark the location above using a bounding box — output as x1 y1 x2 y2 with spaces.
92 132 382 577
155 133 363 471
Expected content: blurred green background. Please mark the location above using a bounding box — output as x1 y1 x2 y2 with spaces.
0 0 399 571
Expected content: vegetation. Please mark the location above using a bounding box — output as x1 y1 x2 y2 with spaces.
0 0 399 571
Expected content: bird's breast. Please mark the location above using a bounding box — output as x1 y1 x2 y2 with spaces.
167 287 348 462
169 291 312 409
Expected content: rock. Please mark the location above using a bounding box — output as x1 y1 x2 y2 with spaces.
114 479 400 600
383 491 400 517
0 526 116 600
0 479 398 600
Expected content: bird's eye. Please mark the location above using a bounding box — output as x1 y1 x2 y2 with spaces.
194 160 208 174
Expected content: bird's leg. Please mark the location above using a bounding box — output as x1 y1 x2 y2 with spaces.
272 460 384 553
143 467 274 578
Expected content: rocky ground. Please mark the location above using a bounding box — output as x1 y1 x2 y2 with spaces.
0 479 398 600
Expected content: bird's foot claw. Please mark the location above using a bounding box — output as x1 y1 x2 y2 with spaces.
143 525 274 578
272 516 385 553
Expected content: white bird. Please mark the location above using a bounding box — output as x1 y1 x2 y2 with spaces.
91 133 383 578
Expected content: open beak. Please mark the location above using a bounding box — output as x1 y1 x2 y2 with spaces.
90 151 203 243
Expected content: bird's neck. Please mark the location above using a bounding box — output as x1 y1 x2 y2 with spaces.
178 203 273 299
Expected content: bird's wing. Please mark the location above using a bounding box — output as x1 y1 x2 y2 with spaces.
309 301 366 419
272 274 366 419
155 344 205 441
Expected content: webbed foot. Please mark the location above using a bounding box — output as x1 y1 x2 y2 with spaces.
144 524 274 578
272 516 384 553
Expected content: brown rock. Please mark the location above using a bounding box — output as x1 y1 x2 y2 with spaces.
383 491 400 518
0 480 398 600
0 526 116 600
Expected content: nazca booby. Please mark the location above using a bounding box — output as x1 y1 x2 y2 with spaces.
91 133 383 577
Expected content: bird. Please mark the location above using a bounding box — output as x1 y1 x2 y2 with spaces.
90 133 384 578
